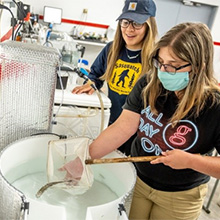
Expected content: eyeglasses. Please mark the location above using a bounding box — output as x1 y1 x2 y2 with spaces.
153 58 191 75
119 19 144 30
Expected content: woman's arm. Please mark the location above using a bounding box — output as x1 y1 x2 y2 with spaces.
89 109 140 159
189 153 220 179
151 149 220 179
72 43 112 94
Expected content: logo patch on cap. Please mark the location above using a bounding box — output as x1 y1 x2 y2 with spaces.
128 2 137 11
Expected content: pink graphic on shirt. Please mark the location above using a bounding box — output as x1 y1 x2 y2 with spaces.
169 125 192 146
163 121 198 151
139 106 198 155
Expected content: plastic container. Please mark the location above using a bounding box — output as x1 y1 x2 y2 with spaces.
0 135 136 220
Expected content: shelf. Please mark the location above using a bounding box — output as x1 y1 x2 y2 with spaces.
74 39 107 47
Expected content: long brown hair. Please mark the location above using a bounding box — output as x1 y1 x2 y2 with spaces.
143 22 220 124
100 17 158 82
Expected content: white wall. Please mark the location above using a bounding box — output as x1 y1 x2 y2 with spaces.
25 0 124 35
1 0 220 41
26 0 124 27
210 6 220 82
1 0 220 39
0 0 124 66
212 6 220 41
0 2 17 38
0 0 220 79
23 0 220 74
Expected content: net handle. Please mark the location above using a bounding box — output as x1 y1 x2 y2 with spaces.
85 155 163 164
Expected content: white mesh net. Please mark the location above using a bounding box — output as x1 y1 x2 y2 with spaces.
47 137 94 195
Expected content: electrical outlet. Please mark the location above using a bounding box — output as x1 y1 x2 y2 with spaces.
83 9 88 14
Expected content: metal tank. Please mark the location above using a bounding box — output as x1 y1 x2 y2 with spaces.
0 135 136 220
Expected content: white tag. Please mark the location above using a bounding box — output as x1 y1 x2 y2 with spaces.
128 2 137 11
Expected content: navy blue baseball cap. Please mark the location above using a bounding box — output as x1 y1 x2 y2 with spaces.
116 0 156 24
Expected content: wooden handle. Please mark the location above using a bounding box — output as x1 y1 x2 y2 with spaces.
85 155 162 165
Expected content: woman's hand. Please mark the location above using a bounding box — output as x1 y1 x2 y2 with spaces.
72 83 95 95
59 157 84 181
150 149 193 169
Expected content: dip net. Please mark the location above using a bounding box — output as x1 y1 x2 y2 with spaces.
46 137 94 195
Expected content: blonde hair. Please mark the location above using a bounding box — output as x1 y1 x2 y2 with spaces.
100 17 158 81
143 22 220 125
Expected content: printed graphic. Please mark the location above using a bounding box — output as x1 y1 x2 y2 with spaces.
139 106 198 155
109 59 141 95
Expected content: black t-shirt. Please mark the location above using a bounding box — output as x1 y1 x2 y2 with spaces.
123 76 220 191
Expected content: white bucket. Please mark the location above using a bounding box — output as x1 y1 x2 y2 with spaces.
0 135 136 220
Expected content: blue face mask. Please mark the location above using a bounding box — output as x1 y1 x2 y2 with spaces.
157 69 189 91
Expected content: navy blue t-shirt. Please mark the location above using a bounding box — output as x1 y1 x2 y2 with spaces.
88 42 142 124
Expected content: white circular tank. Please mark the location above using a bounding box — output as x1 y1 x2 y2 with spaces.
0 135 136 220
